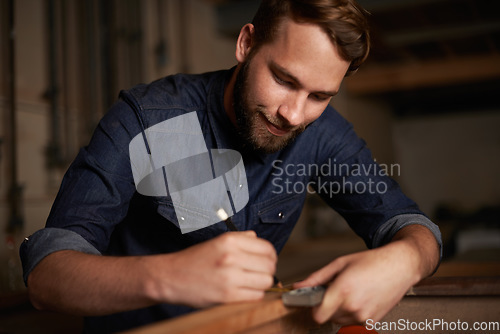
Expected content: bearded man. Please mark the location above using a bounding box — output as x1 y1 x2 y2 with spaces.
21 0 441 333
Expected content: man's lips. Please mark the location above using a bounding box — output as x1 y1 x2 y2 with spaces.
260 113 291 137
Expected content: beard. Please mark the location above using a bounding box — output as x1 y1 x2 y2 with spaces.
232 58 306 154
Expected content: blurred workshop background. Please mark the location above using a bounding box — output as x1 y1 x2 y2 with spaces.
1 0 499 332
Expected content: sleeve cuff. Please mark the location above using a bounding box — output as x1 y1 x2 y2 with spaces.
19 227 101 285
372 213 443 259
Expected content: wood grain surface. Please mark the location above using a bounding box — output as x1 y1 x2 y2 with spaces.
122 275 500 334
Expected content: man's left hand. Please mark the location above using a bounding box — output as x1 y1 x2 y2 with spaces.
293 224 439 325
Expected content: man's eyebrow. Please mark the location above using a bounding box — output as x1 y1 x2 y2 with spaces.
269 61 338 97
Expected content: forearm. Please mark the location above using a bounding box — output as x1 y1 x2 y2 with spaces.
26 231 277 316
27 250 164 316
390 224 441 281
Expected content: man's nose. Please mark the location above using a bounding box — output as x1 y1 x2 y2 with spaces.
277 93 306 128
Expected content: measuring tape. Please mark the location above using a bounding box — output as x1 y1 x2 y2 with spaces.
269 285 327 307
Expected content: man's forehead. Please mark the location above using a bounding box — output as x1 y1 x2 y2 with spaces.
259 18 350 91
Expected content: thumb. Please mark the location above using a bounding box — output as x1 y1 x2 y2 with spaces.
294 258 347 289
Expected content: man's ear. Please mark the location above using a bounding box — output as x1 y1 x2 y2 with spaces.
236 23 255 63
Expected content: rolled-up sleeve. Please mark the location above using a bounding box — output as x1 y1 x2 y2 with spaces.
20 227 101 285
372 213 443 257
19 99 142 285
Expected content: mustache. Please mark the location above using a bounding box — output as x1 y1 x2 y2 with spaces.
256 105 305 133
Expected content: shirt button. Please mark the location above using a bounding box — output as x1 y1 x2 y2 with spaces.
278 212 285 219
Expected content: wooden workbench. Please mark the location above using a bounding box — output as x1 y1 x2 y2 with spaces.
123 273 500 334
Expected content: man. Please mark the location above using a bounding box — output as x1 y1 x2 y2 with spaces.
21 0 441 332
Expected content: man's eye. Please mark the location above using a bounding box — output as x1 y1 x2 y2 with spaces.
273 74 289 86
311 94 330 102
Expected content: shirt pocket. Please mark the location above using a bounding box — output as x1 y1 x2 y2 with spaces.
256 194 303 224
153 196 226 242
153 196 178 223
251 193 305 251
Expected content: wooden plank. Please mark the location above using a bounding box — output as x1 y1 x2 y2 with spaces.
239 310 341 334
344 54 500 95
434 262 500 277
122 275 500 333
408 276 500 296
122 292 297 334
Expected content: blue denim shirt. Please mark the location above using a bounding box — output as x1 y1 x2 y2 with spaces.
20 68 441 333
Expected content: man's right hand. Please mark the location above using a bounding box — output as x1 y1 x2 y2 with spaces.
148 230 277 308
27 230 277 316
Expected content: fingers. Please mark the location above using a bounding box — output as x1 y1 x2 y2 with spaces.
216 247 276 276
292 256 367 324
213 231 277 291
215 232 277 274
208 266 274 302
299 251 404 325
237 270 275 291
226 288 265 303
166 231 279 307
311 277 368 324
311 280 345 323
229 231 278 261
290 259 348 324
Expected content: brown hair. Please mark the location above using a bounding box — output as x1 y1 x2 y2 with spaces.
251 0 370 75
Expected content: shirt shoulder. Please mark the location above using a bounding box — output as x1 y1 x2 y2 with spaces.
120 70 226 113
293 105 362 164
309 105 353 137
